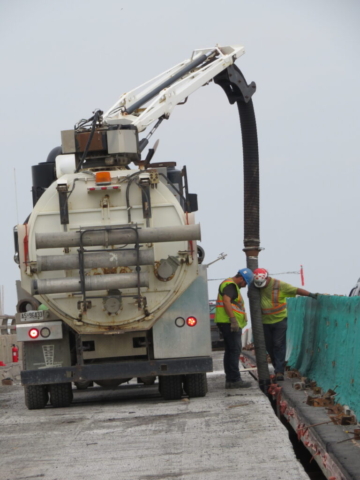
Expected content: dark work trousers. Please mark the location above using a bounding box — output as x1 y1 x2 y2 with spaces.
217 323 242 383
263 318 287 374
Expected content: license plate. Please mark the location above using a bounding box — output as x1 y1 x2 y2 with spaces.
20 310 46 322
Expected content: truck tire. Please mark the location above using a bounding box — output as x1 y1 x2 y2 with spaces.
159 375 183 400
183 373 208 398
49 383 73 408
24 385 49 410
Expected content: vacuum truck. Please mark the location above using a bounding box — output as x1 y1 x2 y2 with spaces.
13 45 255 409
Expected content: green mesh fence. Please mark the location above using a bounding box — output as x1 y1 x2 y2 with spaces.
286 296 360 419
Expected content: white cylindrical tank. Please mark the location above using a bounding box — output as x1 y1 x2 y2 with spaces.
23 168 200 332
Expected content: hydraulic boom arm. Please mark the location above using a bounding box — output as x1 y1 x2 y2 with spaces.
103 45 245 134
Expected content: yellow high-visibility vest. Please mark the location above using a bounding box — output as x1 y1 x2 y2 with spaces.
214 278 247 328
261 279 287 316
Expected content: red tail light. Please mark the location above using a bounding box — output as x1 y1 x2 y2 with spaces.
28 328 40 339
186 316 197 327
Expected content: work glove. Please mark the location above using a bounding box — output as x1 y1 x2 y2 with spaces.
308 293 318 300
229 317 240 332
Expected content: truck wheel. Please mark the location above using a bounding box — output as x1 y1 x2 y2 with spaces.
184 373 208 398
24 385 49 410
49 383 73 408
160 375 183 400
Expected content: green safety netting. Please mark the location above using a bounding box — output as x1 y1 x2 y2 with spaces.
286 296 360 419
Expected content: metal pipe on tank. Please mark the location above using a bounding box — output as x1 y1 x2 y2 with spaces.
36 224 201 249
31 272 149 295
37 249 154 272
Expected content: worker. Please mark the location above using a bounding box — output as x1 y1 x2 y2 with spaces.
253 268 318 381
214 268 254 389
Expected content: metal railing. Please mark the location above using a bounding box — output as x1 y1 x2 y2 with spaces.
0 316 16 335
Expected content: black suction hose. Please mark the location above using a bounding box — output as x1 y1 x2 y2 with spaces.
214 65 270 393
237 99 270 392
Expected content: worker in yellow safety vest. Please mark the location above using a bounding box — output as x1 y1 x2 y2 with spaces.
253 268 318 381
215 268 254 389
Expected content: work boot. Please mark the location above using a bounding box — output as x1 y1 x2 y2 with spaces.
225 380 251 389
275 373 284 381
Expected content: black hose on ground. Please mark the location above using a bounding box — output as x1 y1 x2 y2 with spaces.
215 65 270 393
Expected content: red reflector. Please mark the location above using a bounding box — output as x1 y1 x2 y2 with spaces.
29 328 40 339
89 187 95 191
186 316 197 327
113 186 119 189
101 187 107 190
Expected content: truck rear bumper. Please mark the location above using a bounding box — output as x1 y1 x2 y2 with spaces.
21 356 213 386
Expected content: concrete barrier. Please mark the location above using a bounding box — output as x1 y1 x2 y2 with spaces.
286 296 360 419
1 361 22 384
0 335 22 365
0 316 22 382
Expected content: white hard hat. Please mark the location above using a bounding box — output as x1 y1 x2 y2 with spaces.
253 268 269 288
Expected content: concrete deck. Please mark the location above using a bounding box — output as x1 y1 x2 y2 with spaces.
0 353 309 480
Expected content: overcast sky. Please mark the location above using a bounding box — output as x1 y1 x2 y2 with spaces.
0 0 359 314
